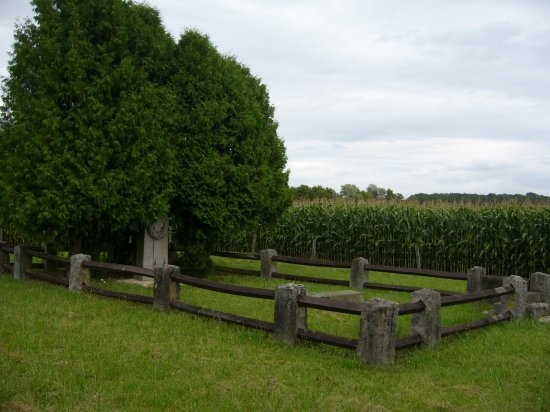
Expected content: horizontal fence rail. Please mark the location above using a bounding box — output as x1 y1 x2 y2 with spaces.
171 300 275 333
213 250 469 281
83 260 154 278
86 286 154 304
440 285 514 307
170 272 275 300
3 245 542 366
441 312 512 336
25 268 69 286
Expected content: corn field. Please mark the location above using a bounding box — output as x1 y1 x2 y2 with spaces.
215 202 550 276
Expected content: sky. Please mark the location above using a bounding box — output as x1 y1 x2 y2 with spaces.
1 1 549 198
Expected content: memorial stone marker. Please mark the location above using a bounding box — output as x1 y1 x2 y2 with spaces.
135 216 169 280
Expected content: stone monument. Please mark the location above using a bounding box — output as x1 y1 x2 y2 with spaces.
135 216 169 280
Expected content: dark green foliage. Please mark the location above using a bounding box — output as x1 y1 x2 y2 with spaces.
0 4 290 273
291 183 403 201
290 185 338 201
169 31 291 276
0 0 176 254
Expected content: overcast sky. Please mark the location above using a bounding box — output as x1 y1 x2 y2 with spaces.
1 1 549 197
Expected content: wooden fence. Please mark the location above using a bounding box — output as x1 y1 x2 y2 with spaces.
2 242 548 366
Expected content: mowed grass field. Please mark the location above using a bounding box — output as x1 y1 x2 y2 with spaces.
1 260 549 411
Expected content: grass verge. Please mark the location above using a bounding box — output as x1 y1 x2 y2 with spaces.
1 269 549 411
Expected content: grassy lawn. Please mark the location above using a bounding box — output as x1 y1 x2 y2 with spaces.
1 262 549 411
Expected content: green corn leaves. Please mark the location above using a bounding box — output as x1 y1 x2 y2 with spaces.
216 202 550 276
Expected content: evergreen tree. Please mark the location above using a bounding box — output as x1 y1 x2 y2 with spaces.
169 31 291 275
0 0 176 254
1 4 291 273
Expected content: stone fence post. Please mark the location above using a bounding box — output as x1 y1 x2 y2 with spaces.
13 245 32 280
153 264 181 310
260 249 278 280
274 283 307 345
411 289 441 347
500 275 528 319
467 266 486 293
356 298 399 366
349 257 369 289
68 254 91 291
529 272 550 304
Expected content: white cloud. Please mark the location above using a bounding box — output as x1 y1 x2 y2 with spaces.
1 0 549 196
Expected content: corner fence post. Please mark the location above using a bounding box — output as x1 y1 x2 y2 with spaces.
467 266 486 293
502 275 527 319
260 249 277 280
13 246 32 280
350 257 369 289
69 254 91 291
153 264 181 310
412 289 441 347
529 272 550 303
356 298 399 366
274 283 307 345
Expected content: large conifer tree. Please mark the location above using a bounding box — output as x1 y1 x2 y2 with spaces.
0 0 176 254
0 3 290 273
170 31 290 275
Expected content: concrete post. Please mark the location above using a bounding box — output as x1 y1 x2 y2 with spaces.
153 264 181 310
412 289 441 347
467 266 486 293
13 246 32 280
68 254 91 291
356 298 399 366
260 249 278 280
274 283 307 345
501 275 528 320
529 272 550 303
349 257 369 289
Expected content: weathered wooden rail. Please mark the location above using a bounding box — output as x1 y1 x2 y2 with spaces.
2 244 544 366
212 250 466 296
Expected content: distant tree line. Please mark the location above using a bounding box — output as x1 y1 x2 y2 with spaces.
291 185 550 205
290 184 403 201
407 192 550 205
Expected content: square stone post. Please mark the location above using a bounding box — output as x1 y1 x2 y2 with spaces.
467 266 486 293
529 272 550 303
153 264 181 310
356 298 399 366
260 249 278 280
349 257 369 289
274 283 307 345
412 289 441 347
69 254 91 291
13 246 32 280
501 275 528 319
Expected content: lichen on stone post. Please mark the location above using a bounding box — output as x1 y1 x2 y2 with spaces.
349 257 369 290
274 283 307 345
260 249 278 280
68 254 91 291
14 246 32 281
529 272 550 304
502 275 528 319
467 266 486 293
153 264 181 310
412 289 441 347
356 297 399 366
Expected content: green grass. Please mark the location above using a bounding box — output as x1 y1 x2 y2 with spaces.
1 265 549 411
